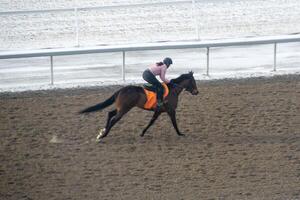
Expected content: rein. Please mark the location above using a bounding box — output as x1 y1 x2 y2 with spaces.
169 80 185 89
174 83 184 89
168 82 185 96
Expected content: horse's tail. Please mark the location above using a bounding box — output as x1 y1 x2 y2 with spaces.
79 91 119 114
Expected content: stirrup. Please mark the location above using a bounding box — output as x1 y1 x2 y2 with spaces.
157 101 164 107
155 104 162 112
155 100 164 111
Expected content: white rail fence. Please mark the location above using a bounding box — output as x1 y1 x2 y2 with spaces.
0 0 198 47
1 34 300 85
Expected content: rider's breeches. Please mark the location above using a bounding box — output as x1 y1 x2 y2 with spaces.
143 69 164 101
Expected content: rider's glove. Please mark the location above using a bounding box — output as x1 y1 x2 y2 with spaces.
169 80 178 88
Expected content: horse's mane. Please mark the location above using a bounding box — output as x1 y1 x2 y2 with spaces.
170 71 194 84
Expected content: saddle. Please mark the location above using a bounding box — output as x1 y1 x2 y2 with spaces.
143 83 169 110
143 83 157 92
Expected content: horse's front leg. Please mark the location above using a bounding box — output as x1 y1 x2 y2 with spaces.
140 111 161 137
166 107 185 136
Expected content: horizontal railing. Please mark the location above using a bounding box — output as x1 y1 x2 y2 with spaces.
1 34 300 85
0 1 198 46
0 1 192 15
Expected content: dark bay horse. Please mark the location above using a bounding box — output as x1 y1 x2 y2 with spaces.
80 71 199 141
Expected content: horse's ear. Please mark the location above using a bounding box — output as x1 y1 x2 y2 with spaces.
189 71 194 76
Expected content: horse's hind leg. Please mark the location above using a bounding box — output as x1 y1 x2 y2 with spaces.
97 89 140 141
99 107 131 139
97 110 117 140
105 110 117 129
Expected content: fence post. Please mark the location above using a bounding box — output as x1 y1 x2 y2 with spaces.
191 0 200 40
206 47 210 76
50 56 54 85
273 43 277 71
74 8 79 47
122 51 126 81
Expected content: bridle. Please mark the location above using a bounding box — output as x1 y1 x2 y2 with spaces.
172 78 194 93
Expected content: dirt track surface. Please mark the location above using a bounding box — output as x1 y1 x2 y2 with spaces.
1 75 300 200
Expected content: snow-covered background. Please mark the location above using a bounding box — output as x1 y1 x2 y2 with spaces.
0 0 300 92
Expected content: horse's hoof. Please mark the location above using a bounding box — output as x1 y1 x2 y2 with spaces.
96 128 106 142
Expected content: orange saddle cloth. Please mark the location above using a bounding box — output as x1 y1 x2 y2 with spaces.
143 83 169 110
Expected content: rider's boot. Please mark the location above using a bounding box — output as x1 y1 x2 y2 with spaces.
155 87 164 112
155 96 164 112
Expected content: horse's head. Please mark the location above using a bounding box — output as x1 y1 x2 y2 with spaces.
171 71 199 95
183 71 199 95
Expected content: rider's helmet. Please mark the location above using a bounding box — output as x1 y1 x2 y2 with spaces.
163 57 173 67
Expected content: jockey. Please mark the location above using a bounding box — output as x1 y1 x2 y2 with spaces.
142 57 173 110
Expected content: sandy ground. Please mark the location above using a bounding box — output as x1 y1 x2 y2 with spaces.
0 75 300 200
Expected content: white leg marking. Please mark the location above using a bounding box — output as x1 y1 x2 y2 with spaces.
96 128 106 142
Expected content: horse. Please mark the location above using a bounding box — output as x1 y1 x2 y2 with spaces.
79 71 199 141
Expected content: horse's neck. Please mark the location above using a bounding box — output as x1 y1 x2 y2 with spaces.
169 82 185 96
